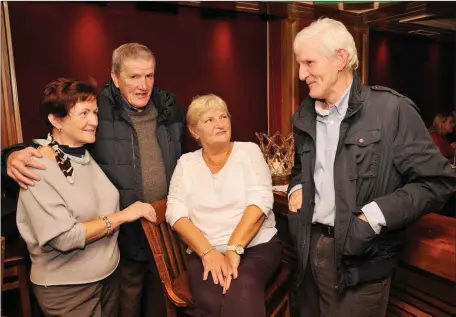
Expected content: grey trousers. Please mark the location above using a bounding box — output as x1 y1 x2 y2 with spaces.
291 226 391 317
32 268 119 317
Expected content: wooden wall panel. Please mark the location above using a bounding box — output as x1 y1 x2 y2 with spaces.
1 2 22 149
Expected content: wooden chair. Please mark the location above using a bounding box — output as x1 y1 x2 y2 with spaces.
2 236 32 317
141 199 292 317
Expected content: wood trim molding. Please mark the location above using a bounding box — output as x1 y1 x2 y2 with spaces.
1 2 23 149
267 20 270 134
280 18 299 137
287 2 361 27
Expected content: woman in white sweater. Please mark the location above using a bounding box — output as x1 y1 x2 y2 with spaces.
166 94 282 317
16 78 156 317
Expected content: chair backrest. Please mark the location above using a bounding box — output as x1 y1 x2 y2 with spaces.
141 199 189 307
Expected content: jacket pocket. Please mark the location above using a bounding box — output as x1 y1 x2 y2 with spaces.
343 213 377 257
287 211 300 244
344 130 381 178
296 144 311 184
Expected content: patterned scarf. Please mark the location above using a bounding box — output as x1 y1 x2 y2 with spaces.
33 133 90 184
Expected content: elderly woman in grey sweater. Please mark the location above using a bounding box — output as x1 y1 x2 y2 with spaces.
16 78 156 317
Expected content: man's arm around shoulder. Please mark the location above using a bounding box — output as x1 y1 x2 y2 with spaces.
2 142 44 191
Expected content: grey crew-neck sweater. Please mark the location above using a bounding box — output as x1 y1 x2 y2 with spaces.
127 105 168 203
16 153 120 286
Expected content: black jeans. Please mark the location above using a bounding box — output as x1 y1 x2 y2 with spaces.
186 236 282 317
291 225 391 317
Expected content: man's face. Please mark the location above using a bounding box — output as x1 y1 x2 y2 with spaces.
111 57 155 109
295 39 341 101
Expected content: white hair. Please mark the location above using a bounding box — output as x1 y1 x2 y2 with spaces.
293 17 359 70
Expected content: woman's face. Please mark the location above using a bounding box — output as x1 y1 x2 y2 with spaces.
191 108 231 148
53 99 98 146
443 117 455 134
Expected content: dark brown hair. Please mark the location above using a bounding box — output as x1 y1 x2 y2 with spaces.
41 78 97 129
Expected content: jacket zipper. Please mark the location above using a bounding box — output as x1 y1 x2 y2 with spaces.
131 132 136 177
118 106 144 201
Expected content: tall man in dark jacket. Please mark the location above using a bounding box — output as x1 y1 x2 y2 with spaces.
287 18 456 317
3 43 186 317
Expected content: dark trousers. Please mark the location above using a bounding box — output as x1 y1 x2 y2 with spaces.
292 226 391 317
32 268 119 317
186 236 282 317
118 257 167 317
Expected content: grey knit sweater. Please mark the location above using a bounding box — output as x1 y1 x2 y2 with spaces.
16 153 120 286
128 105 168 203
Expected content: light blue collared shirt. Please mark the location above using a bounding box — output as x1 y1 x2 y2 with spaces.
290 85 386 234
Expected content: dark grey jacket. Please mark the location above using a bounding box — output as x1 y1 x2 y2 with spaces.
288 72 456 291
94 79 186 262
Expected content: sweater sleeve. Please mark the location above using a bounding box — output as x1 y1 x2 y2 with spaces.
17 174 86 252
244 143 274 217
166 160 190 227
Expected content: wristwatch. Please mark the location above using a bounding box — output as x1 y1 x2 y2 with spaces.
226 245 245 255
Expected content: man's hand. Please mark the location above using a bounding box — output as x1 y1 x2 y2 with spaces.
223 251 241 294
7 147 45 189
288 189 303 213
357 213 369 223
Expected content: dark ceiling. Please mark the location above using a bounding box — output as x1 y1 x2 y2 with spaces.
311 1 456 42
131 1 456 42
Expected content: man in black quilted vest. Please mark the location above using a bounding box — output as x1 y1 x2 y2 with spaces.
3 43 186 317
287 18 456 317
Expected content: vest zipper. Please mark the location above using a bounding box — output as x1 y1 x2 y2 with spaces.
131 133 136 173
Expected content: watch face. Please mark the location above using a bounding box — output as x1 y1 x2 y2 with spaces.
235 245 244 254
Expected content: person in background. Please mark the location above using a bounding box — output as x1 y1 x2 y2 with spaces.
17 78 156 317
2 43 186 317
287 17 456 317
166 94 282 317
429 112 456 160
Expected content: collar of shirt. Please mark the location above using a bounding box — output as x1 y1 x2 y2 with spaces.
121 95 152 112
315 83 352 118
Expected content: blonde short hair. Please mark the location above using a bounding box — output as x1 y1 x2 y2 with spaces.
429 113 454 136
111 43 155 74
187 94 231 127
294 17 359 70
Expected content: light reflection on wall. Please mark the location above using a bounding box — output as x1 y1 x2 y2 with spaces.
68 7 112 82
212 20 233 66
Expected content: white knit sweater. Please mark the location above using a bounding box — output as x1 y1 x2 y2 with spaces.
166 142 277 254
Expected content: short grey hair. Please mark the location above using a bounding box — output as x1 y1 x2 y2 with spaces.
187 94 231 127
111 43 156 74
294 17 359 70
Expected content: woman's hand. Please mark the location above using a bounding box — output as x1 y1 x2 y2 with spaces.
222 251 241 294
121 201 156 223
201 250 229 287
